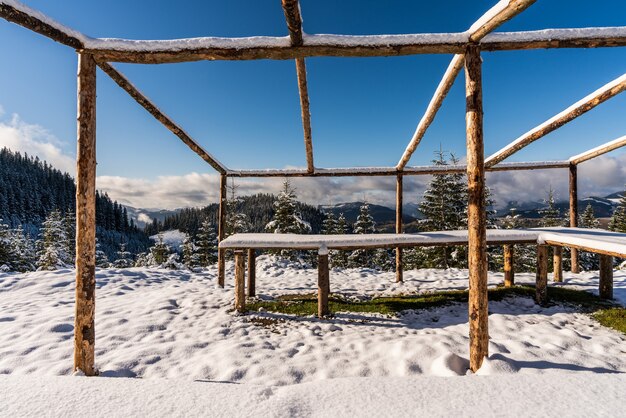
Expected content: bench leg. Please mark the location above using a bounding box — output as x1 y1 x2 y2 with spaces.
318 252 330 318
599 255 613 299
553 247 563 283
536 245 549 306
234 250 246 313
247 249 256 297
395 247 403 283
503 244 514 287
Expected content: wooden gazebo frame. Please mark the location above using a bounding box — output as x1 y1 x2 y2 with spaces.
2 0 625 374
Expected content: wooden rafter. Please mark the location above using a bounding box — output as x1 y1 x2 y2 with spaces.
569 134 626 165
281 0 314 173
226 160 569 178
396 0 535 170
485 73 626 167
96 61 228 174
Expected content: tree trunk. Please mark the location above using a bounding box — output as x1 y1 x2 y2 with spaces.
553 246 563 282
599 254 613 299
569 163 580 273
74 52 97 376
218 174 227 287
503 244 514 287
318 252 330 318
247 248 256 297
234 250 245 312
465 44 489 373
395 173 403 283
536 245 549 305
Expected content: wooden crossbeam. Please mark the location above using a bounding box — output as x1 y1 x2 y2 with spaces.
96 61 228 174
226 160 569 178
485 73 626 167
396 0 535 170
569 134 626 165
282 0 314 173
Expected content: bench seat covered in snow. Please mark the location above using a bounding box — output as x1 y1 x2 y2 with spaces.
219 227 626 316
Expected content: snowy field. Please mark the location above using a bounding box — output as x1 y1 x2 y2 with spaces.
1 257 625 416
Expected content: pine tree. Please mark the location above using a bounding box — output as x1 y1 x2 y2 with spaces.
265 179 312 234
9 225 36 272
148 233 171 266
226 180 251 236
578 204 600 270
181 236 201 268
0 218 12 271
196 218 218 266
321 212 338 235
580 204 600 229
609 191 626 233
37 210 71 270
348 203 376 268
331 213 350 268
95 239 110 268
539 187 564 227
64 210 76 265
113 243 133 268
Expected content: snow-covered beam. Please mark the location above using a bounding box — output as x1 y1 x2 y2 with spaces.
96 61 228 174
569 134 626 165
281 0 314 173
485 73 626 167
226 160 569 178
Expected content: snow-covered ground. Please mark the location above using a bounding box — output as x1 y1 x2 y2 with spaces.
1 258 625 416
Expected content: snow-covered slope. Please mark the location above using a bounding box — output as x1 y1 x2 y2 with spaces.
0 260 624 384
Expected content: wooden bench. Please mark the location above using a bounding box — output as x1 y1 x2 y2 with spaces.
219 227 626 316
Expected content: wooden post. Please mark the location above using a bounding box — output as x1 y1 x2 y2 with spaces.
395 173 403 283
536 245 549 305
553 247 563 282
569 163 580 273
217 174 227 287
465 44 488 372
234 250 245 312
247 248 256 297
599 254 613 299
503 244 514 287
74 53 97 376
318 248 330 318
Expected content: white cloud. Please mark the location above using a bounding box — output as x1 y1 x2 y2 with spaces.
0 112 75 175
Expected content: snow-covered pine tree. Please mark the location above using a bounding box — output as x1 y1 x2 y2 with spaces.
9 225 36 272
539 187 565 227
225 180 251 237
95 239 110 268
321 212 338 235
37 209 71 270
578 204 600 271
148 233 171 266
0 218 12 271
64 210 76 265
113 243 134 268
196 218 218 266
181 236 201 269
348 203 376 268
331 213 350 268
609 191 626 233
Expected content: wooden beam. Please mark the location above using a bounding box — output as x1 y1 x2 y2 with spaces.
468 0 537 43
485 73 626 167
247 249 256 297
569 134 626 165
553 246 563 283
281 0 314 173
318 249 330 318
74 53 97 376
536 245 549 305
395 174 403 283
217 174 227 287
397 55 464 169
599 254 613 299
227 160 569 178
96 61 227 174
481 28 626 52
465 44 489 373
234 250 246 313
503 244 514 287
569 163 580 273
0 2 84 49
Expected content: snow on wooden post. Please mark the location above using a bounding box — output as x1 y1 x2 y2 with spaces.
247 249 256 297
318 245 330 318
553 247 563 282
395 173 403 283
569 163 580 273
599 254 613 299
218 174 227 287
464 44 488 372
74 52 97 376
503 244 514 287
234 250 246 312
536 245 549 305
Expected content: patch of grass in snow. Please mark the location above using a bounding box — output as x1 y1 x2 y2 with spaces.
246 286 617 318
593 308 626 335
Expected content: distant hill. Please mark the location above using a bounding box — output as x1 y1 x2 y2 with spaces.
125 206 180 229
319 202 417 225
498 194 617 219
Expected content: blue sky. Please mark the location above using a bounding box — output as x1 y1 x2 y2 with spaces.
0 1 625 209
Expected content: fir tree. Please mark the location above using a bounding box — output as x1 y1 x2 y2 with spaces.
539 187 564 227
226 180 251 237
609 191 626 232
37 210 71 270
578 204 600 270
196 218 218 266
331 213 350 268
181 236 201 268
64 210 76 265
9 225 36 272
321 212 338 235
348 203 376 268
0 218 12 271
265 179 311 234
95 239 110 268
148 233 171 266
580 204 600 229
113 243 133 268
